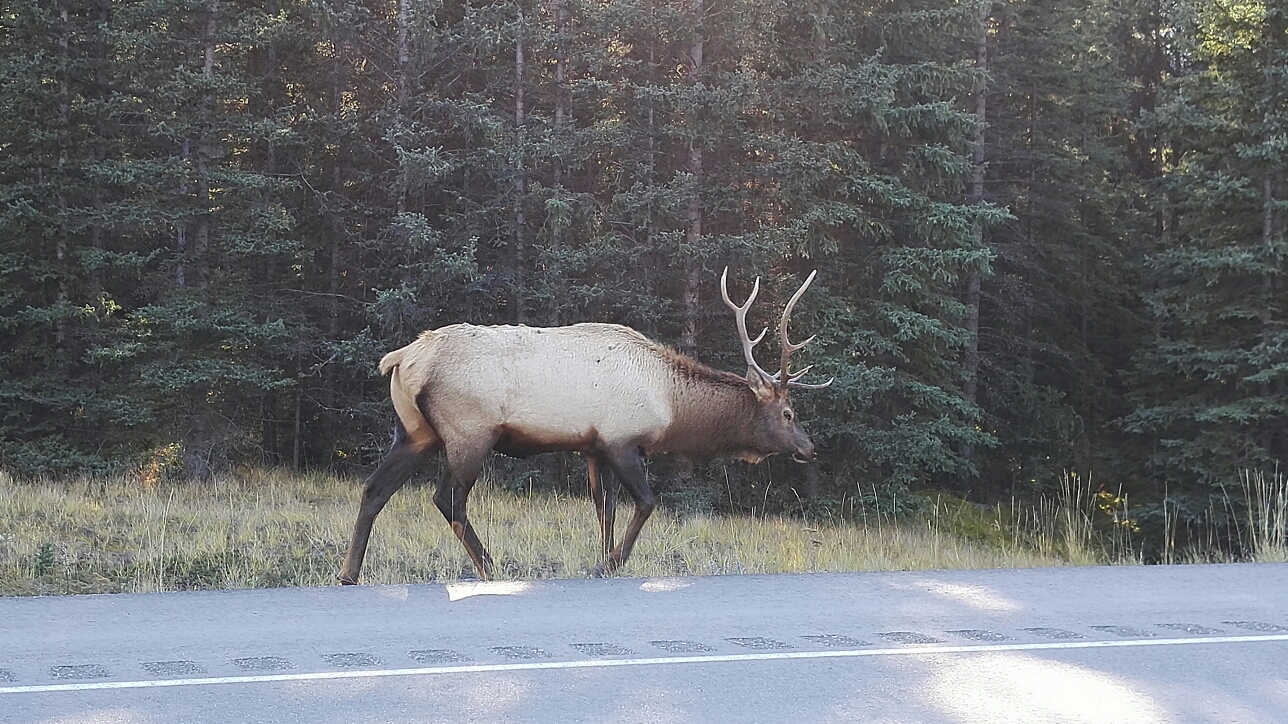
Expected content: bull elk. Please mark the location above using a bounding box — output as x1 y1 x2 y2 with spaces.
338 268 832 584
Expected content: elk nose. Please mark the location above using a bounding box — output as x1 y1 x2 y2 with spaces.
792 442 815 464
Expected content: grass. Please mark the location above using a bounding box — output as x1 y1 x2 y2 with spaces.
4 467 1283 597
1237 469 1288 563
0 467 1091 596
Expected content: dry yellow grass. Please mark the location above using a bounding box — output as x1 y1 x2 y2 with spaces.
1 467 1083 596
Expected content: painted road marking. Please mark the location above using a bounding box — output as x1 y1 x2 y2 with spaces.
141 661 204 676
1025 627 1085 639
1157 623 1224 635
1092 625 1158 638
947 629 1012 642
407 649 469 664
231 657 293 672
726 637 791 650
3 634 1288 695
879 631 943 644
320 653 382 668
490 646 550 660
571 643 635 657
649 640 712 653
801 634 870 648
1225 621 1288 633
48 665 109 681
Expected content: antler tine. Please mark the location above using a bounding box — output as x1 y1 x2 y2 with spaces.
720 267 776 382
777 269 820 387
779 365 833 388
786 365 813 380
787 377 834 390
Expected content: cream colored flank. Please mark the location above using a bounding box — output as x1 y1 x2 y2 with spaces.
383 323 771 462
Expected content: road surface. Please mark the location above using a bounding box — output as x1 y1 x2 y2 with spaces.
3 563 1287 722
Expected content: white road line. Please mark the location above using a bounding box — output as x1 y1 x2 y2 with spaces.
4 633 1287 695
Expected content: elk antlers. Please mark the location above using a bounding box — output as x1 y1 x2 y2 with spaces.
720 267 834 390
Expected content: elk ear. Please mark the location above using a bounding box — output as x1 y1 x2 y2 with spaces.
746 366 777 401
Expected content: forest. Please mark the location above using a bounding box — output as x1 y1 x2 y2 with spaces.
1 0 1284 555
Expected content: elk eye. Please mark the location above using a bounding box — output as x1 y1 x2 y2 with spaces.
783 410 793 421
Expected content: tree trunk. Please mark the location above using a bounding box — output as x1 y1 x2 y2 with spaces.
961 0 989 466
195 0 218 294
549 0 568 325
1265 178 1276 253
679 0 704 352
176 138 189 288
512 3 527 324
55 5 70 348
641 4 658 328
552 0 567 186
396 0 409 105
89 0 110 297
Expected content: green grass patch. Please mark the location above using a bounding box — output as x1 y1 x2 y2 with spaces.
16 467 1283 596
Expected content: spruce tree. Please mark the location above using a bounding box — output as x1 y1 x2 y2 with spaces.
1124 0 1287 514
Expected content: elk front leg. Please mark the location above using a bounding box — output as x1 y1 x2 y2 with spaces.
435 439 495 580
586 453 617 565
594 447 654 576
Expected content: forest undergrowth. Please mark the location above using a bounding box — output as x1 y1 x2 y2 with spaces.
2 467 1283 597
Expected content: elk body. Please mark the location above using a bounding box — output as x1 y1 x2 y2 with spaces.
338 269 831 584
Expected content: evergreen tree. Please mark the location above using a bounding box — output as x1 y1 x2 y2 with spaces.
0 1 149 472
1124 0 1287 515
967 0 1150 497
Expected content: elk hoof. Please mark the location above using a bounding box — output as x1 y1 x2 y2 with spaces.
337 574 359 586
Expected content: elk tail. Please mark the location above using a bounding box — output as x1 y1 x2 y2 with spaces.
380 346 441 454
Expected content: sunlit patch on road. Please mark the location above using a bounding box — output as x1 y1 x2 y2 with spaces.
447 581 533 601
640 578 692 593
910 580 1023 613
927 651 1171 724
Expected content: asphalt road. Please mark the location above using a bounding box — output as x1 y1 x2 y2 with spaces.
2 563 1287 723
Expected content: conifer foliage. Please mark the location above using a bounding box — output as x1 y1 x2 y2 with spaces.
1124 0 1287 513
0 0 1283 532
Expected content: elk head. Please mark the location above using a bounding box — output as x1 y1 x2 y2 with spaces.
721 267 833 464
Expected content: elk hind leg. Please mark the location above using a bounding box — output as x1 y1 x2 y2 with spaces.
594 448 653 576
339 421 436 585
435 438 495 580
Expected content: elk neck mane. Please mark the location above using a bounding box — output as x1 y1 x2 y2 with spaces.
645 343 761 455
651 344 748 390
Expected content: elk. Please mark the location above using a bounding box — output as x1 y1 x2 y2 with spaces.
338 268 832 584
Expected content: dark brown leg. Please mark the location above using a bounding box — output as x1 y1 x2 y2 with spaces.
434 440 494 580
586 453 617 562
339 427 432 585
598 447 654 575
